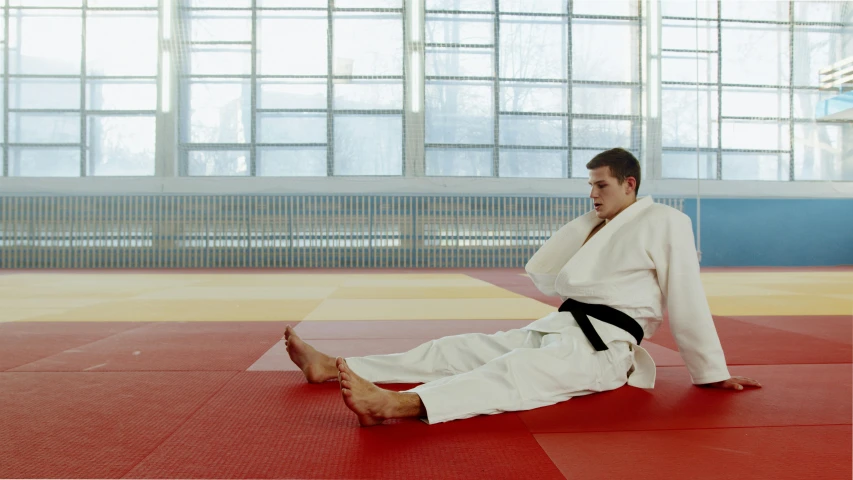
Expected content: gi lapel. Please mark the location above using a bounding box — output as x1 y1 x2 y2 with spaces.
557 196 655 282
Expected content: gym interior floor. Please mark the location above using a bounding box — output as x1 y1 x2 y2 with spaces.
1 268 851 479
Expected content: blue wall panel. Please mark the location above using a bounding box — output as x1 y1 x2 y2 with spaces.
680 198 853 267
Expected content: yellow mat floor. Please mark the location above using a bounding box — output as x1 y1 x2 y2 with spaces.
0 271 850 322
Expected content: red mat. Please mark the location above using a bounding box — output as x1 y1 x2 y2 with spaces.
535 425 852 479
250 338 428 371
519 364 852 433
727 315 853 345
650 315 852 365
0 371 235 478
125 372 564 480
11 322 296 372
0 321 149 371
295 319 533 339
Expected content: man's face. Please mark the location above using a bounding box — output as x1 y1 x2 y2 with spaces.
588 166 635 220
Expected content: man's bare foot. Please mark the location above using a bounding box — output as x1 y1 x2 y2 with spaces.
283 326 337 383
336 357 425 427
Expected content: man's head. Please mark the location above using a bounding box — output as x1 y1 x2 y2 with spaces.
586 148 641 221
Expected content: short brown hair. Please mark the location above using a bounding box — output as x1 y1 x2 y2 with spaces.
586 148 641 195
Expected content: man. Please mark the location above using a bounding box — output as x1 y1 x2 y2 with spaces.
284 147 761 427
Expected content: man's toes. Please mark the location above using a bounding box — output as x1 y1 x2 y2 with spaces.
340 379 351 389
339 372 350 382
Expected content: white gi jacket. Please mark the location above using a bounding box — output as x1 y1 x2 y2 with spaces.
524 196 731 388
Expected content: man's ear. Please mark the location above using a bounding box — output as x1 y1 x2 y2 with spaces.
625 177 637 194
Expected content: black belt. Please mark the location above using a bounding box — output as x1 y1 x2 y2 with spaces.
557 298 644 351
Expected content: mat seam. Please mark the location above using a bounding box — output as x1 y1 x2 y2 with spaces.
116 370 242 480
4 321 298 373
2 322 156 372
526 423 853 435
656 363 852 369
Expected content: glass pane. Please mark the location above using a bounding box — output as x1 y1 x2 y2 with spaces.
258 113 326 143
188 82 250 144
499 150 566 178
720 121 789 150
88 81 157 111
87 13 158 76
425 148 492 176
573 86 634 115
334 14 403 76
10 113 80 143
258 81 326 109
426 0 493 11
661 152 717 179
794 0 846 23
189 10 252 42
10 79 80 109
10 0 82 5
88 116 156 176
336 0 402 7
501 0 566 14
334 82 403 110
501 83 566 113
571 149 597 178
573 0 637 16
10 10 82 75
426 15 493 45
500 19 567 80
258 148 327 176
661 0 716 18
258 14 328 76
334 116 402 175
661 88 717 148
721 0 788 21
661 53 718 83
190 0 251 5
793 89 828 119
426 49 493 77
572 119 633 148
721 154 790 181
793 28 847 88
89 0 158 6
572 21 636 82
259 0 327 6
662 20 717 52
499 116 567 147
190 45 251 75
8 148 80 177
722 88 789 118
425 82 493 144
721 26 790 86
188 150 250 176
794 123 844 180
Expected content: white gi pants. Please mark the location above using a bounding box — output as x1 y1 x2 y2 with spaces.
345 325 635 424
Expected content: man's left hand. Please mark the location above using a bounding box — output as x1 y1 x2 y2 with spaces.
699 376 762 391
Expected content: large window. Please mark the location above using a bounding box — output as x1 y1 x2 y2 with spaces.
0 0 850 180
423 0 642 178
180 0 405 177
660 0 852 180
3 0 159 177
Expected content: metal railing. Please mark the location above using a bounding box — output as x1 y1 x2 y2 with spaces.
0 194 683 269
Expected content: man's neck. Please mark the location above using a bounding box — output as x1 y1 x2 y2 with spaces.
605 197 638 224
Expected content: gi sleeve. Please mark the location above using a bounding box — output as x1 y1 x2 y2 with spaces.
653 212 731 385
524 218 582 297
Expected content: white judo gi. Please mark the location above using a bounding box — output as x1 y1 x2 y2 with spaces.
346 196 731 424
